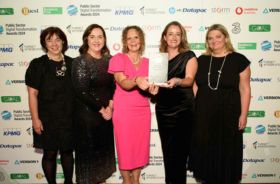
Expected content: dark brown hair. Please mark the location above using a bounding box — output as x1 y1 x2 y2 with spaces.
79 24 110 55
40 26 68 53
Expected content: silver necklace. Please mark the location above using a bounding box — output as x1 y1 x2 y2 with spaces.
47 54 67 77
207 54 227 90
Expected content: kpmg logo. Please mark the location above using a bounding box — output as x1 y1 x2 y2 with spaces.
67 5 78 16
261 40 272 51
3 128 21 136
1 111 12 120
115 7 134 15
256 125 266 134
0 44 13 53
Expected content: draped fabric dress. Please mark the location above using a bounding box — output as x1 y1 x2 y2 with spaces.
25 55 75 151
108 53 151 170
189 52 250 184
72 54 116 184
155 51 196 184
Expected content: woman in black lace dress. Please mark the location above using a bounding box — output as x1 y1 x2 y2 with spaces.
155 21 197 184
72 24 116 184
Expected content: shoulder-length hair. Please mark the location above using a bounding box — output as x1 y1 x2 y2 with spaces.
79 24 110 56
159 21 190 53
204 24 235 55
40 26 68 53
122 25 145 55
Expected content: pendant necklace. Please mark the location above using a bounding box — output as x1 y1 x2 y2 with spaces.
48 53 67 77
207 54 227 90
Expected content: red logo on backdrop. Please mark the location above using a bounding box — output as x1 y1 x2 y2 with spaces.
235 7 243 15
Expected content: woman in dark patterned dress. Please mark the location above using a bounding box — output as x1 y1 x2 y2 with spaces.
155 21 198 184
25 27 75 184
189 24 251 184
71 24 116 184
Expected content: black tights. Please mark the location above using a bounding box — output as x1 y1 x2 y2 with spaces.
42 149 74 184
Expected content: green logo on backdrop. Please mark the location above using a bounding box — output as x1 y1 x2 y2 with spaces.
1 96 21 102
238 43 257 50
244 127 251 133
190 43 205 50
56 173 64 179
10 173 29 179
249 24 271 32
247 111 265 117
0 8 14 15
43 7 63 14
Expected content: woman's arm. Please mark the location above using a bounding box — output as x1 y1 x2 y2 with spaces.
27 86 43 135
113 72 149 91
238 66 251 130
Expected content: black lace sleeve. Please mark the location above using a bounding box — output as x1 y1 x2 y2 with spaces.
71 56 103 111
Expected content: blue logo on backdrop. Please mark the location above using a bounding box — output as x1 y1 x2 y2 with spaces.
169 7 176 14
1 111 12 120
67 5 78 16
0 25 4 34
256 125 266 134
261 40 272 51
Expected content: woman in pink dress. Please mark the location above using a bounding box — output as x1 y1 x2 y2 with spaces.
108 25 158 184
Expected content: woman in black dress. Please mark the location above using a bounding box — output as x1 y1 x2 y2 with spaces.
155 21 197 184
71 24 116 184
189 24 251 184
25 27 74 184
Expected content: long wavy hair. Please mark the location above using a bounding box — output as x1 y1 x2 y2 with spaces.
79 24 110 56
122 25 145 55
159 21 190 53
204 24 235 55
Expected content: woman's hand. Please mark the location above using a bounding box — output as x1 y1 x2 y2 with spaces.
33 119 43 135
238 114 247 130
165 77 182 89
148 83 159 95
99 107 112 121
135 76 149 91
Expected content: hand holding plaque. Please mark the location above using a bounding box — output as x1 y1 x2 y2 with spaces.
148 53 168 87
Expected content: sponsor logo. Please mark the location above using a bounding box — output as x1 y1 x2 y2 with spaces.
190 43 205 50
249 24 271 32
0 160 9 165
5 80 25 85
141 172 165 180
18 61 30 67
13 110 31 121
68 44 80 50
169 7 176 14
19 43 41 52
115 7 134 15
1 111 12 120
0 144 22 149
14 160 39 165
250 78 272 83
267 124 280 135
258 58 280 67
253 141 276 149
252 173 276 178
26 127 33 135
56 173 64 179
0 62 14 67
261 40 272 51
238 42 256 50
258 96 280 100
248 111 265 117
244 127 251 133
5 24 37 36
66 25 83 34
211 7 230 14
0 25 4 34
274 40 280 51
2 128 21 136
10 173 29 179
1 96 21 103
243 158 265 163
263 8 280 14
0 44 13 53
112 43 121 52
274 110 280 118
21 7 39 15
232 22 241 34
256 125 266 134
270 157 280 163
67 5 78 16
139 6 165 15
0 8 14 15
182 8 207 13
36 173 44 179
43 7 63 14
235 7 258 15
150 129 158 132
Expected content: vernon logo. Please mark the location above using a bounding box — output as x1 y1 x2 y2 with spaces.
0 8 14 15
43 7 63 14
249 24 271 32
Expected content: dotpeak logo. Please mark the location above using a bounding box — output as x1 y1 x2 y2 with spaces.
1 111 12 120
256 125 266 134
67 5 78 16
261 40 272 51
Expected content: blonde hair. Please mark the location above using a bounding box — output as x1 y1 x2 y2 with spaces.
159 21 190 53
204 24 235 55
122 25 145 55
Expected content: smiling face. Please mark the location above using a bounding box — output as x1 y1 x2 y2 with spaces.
45 34 63 57
207 29 228 54
126 28 141 53
87 27 105 56
164 25 182 50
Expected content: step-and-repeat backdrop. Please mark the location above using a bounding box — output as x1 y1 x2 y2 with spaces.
0 0 280 183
